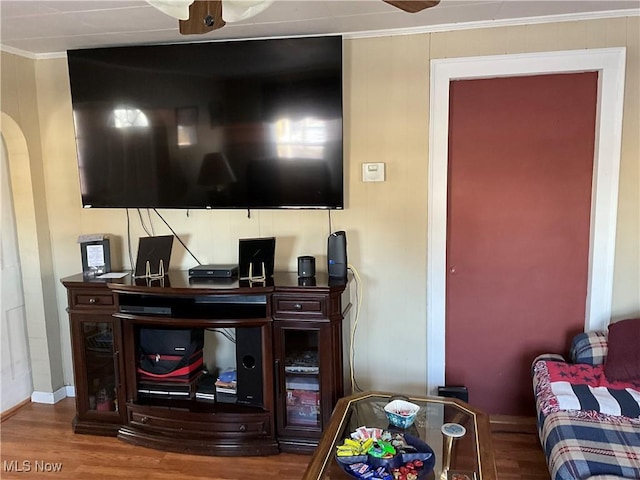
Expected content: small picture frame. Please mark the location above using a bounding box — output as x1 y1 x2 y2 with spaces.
79 236 111 277
134 235 174 278
238 237 275 280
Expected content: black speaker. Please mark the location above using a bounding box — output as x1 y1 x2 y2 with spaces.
235 327 263 407
297 256 316 278
437 385 469 403
328 231 347 279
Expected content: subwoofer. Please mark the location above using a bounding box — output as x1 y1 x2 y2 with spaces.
235 327 263 407
327 231 347 279
437 385 469 403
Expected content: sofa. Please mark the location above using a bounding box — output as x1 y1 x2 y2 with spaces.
532 318 640 480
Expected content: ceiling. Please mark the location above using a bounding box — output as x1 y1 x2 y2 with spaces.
1 0 638 58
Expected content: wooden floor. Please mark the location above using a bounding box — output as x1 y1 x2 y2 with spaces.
0 399 550 479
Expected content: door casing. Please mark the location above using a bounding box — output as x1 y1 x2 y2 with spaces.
426 47 626 395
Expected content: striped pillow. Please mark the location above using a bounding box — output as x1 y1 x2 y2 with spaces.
570 331 608 365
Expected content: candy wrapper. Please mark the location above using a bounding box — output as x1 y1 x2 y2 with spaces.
348 462 374 479
351 426 383 441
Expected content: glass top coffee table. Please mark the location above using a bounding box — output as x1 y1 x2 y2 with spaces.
302 392 497 480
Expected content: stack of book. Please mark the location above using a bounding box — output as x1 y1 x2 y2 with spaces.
286 375 320 426
215 368 237 404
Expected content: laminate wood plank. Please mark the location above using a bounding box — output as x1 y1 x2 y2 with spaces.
492 431 551 480
0 400 308 479
1 399 551 480
490 414 538 434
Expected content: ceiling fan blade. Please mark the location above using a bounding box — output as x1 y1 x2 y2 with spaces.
222 0 274 23
383 0 440 13
179 0 225 35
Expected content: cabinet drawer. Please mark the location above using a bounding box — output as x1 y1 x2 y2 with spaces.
128 409 269 436
70 290 115 310
272 295 326 318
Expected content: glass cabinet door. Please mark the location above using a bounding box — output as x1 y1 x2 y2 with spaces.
80 320 119 416
281 328 321 430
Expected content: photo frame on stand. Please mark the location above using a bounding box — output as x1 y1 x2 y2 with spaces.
239 237 275 281
79 234 111 277
134 235 174 279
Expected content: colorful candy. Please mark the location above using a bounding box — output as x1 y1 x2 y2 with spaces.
391 460 422 480
337 428 427 480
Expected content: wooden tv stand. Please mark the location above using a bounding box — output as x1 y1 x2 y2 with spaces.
61 271 352 456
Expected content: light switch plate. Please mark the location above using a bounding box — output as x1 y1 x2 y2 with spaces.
362 162 385 182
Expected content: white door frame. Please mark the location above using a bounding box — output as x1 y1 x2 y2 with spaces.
426 48 626 395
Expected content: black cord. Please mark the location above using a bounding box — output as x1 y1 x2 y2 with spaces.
152 209 202 265
125 209 134 272
205 328 237 343
137 209 152 236
146 209 155 235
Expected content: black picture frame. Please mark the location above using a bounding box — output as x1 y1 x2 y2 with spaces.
134 235 174 278
238 237 275 280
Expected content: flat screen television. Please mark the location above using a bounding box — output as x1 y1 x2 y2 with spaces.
67 36 343 209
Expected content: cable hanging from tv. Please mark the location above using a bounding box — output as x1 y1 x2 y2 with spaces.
152 209 202 266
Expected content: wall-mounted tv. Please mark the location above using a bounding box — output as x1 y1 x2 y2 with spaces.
67 36 343 209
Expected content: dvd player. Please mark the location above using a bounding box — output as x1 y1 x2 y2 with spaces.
188 264 239 278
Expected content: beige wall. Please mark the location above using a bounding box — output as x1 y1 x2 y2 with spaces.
1 57 65 397
2 16 639 396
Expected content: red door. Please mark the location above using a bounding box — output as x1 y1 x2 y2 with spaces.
445 73 598 416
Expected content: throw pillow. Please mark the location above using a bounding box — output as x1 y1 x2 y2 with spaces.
604 317 640 382
570 331 608 365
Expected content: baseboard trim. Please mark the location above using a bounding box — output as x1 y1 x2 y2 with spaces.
31 386 68 405
490 414 538 434
0 398 31 422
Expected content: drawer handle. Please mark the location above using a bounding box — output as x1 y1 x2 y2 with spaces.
140 416 149 424
239 424 247 432
88 297 98 304
293 303 302 310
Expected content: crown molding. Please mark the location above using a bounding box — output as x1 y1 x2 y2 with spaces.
1 8 638 60
0 44 66 60
344 8 639 39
